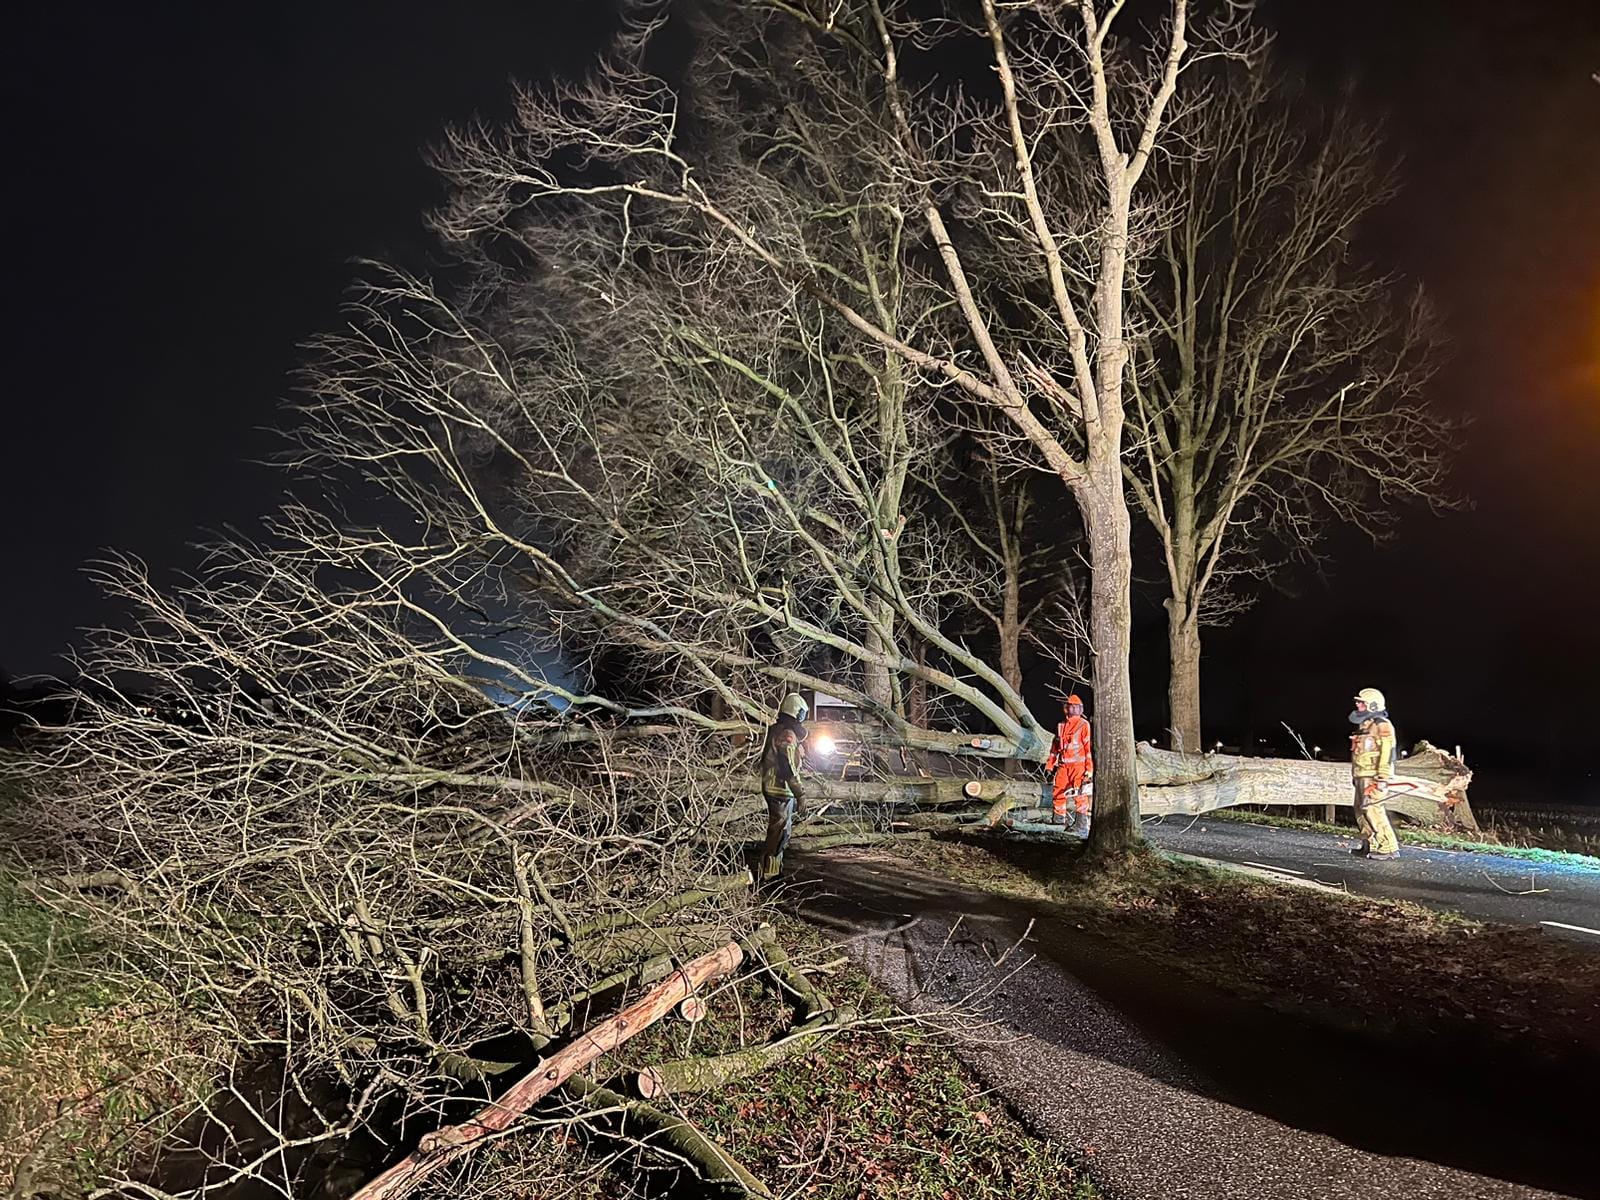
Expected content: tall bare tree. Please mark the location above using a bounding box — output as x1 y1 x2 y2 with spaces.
923 449 1088 721
1125 67 1457 751
438 0 1254 852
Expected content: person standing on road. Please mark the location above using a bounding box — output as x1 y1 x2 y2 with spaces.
1349 687 1401 859
758 692 810 882
1046 694 1094 835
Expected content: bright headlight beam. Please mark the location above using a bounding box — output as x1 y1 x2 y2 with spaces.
811 734 836 757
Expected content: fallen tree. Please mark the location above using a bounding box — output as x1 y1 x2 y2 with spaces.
1131 742 1475 829
694 739 1477 838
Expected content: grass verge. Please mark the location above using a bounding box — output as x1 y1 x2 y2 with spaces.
0 868 199 1197
891 833 1600 1068
1207 807 1600 871
452 918 1099 1199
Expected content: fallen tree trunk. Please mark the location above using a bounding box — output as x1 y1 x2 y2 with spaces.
955 742 1476 832
351 941 744 1200
707 774 983 811
1133 742 1476 831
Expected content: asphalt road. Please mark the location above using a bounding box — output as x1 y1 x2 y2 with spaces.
1142 818 1600 936
789 850 1594 1200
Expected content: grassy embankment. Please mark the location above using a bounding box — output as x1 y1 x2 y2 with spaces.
885 832 1600 1070
439 916 1099 1199
0 867 198 1197
2 858 1096 1199
1209 806 1600 868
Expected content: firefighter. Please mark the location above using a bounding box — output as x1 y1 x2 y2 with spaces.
757 692 810 881
1046 694 1094 834
1349 686 1400 859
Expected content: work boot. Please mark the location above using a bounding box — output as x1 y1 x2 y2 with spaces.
759 853 783 882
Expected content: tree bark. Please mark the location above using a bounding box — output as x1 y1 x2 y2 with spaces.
999 577 1024 779
999 569 1024 720
1081 476 1141 856
1166 600 1202 754
863 618 897 714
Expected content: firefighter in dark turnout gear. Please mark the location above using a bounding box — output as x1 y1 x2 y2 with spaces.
758 693 810 881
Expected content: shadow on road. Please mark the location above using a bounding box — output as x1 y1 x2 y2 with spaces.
784 849 1596 1200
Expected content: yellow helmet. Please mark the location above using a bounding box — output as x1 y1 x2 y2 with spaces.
1354 687 1386 712
779 693 809 721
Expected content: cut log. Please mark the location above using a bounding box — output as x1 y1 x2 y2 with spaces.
350 941 744 1200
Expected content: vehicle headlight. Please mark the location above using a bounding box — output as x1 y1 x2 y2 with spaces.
812 734 836 758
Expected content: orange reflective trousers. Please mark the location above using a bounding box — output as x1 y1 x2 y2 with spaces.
1047 716 1093 819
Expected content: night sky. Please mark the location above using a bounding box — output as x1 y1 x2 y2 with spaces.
4 2 1598 795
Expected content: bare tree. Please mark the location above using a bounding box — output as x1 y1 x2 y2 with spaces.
0 531 773 1196
923 448 1087 722
1124 66 1458 752
432 0 1255 853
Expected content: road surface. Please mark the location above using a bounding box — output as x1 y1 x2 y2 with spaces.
1143 818 1600 936
788 849 1594 1200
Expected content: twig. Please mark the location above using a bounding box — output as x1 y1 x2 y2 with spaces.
1480 870 1548 897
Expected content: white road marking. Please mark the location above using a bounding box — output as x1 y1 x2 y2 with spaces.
1242 861 1305 876
1540 920 1600 938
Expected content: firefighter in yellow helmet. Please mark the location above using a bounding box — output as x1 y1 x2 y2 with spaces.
757 693 810 881
1349 687 1400 859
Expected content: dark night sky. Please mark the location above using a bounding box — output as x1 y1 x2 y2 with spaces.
4 2 1598 794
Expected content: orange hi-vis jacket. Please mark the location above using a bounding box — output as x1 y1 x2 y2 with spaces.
1047 716 1093 773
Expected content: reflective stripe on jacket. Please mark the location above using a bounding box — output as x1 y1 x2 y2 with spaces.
1047 716 1093 771
1350 717 1396 780
760 715 806 801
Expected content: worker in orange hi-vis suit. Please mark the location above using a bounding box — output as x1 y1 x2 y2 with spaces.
1046 695 1094 834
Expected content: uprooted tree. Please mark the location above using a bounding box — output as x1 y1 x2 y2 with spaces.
1126 65 1459 752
